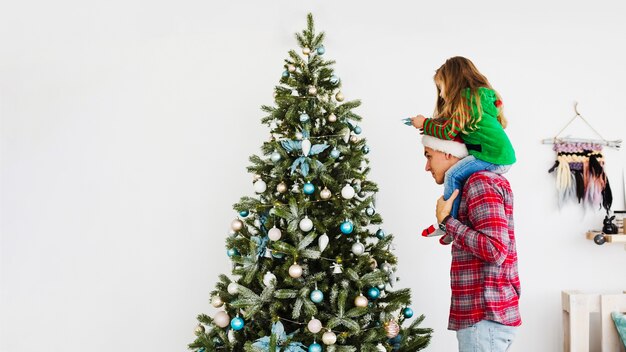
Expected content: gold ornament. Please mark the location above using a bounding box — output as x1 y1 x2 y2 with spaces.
385 320 400 338
335 256 343 264
369 258 378 269
231 219 243 231
195 324 205 335
211 295 224 308
320 187 332 200
335 92 345 102
277 182 288 193
302 47 311 55
354 294 368 307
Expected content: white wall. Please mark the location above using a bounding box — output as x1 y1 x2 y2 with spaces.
2 1 626 351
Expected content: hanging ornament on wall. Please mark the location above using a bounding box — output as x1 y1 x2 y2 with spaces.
263 271 277 286
231 219 243 231
322 331 337 345
268 226 282 241
254 180 267 194
307 317 322 333
276 182 288 193
211 295 224 308
299 216 314 232
289 263 303 278
351 241 365 255
335 92 344 102
318 233 329 252
227 282 239 295
327 113 337 122
385 320 400 338
213 311 230 328
354 294 368 308
341 184 355 199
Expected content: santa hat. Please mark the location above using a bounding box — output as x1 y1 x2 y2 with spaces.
421 135 468 159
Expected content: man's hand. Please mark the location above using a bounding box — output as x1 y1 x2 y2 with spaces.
436 189 460 223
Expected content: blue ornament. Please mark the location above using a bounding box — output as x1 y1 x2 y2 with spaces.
198 348 206 352
329 75 340 85
362 146 370 154
366 207 375 216
330 148 341 159
303 182 315 195
340 220 354 234
230 316 245 331
316 46 325 55
227 248 239 257
282 70 289 78
310 289 324 303
300 113 310 122
239 210 249 217
389 334 402 350
308 342 322 352
376 228 386 239
354 126 362 134
403 307 414 318
366 287 380 300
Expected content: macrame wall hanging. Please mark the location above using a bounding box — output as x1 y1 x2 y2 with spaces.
543 103 622 211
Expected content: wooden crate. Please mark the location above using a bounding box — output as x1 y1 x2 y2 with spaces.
562 291 626 351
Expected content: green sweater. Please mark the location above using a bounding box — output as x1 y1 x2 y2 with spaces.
422 87 516 165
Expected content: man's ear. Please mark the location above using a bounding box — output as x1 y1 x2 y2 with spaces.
444 153 453 160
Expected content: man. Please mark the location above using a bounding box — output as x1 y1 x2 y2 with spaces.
422 135 521 352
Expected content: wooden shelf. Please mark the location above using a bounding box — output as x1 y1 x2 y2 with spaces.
586 231 626 246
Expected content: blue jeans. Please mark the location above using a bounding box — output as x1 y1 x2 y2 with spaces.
457 320 517 352
444 156 511 218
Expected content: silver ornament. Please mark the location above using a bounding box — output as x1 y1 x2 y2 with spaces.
270 152 281 162
253 180 267 193
341 184 355 199
351 242 365 256
211 295 224 308
227 282 239 295
320 187 332 200
268 226 282 241
318 233 329 252
276 182 287 193
288 263 303 278
322 331 337 345
230 219 243 231
299 216 313 232
263 271 277 286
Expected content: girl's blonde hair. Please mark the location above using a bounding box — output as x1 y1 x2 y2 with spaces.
433 56 507 132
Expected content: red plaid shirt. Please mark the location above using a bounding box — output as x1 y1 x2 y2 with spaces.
444 171 521 331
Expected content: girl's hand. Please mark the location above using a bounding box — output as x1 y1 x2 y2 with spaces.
411 115 426 129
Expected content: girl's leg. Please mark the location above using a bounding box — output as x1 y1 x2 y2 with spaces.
443 156 492 218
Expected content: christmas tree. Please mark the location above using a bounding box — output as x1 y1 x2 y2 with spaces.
189 14 432 352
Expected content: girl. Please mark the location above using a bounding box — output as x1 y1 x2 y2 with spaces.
405 56 516 244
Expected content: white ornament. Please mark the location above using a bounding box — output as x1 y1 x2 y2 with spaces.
211 295 224 308
332 262 343 274
320 187 332 200
254 219 261 227
263 248 273 258
277 182 288 193
214 311 230 328
328 113 337 122
270 152 281 162
296 132 303 140
341 128 351 143
350 135 359 143
341 184 356 199
228 329 236 342
307 318 322 333
289 263 303 278
376 343 386 352
227 282 239 295
354 294 368 307
231 219 243 231
302 138 312 156
318 233 329 252
263 271 277 286
322 331 337 345
308 86 317 95
268 226 282 241
381 262 393 273
299 216 313 232
287 64 296 73
254 180 267 194
351 242 365 256
302 47 311 55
